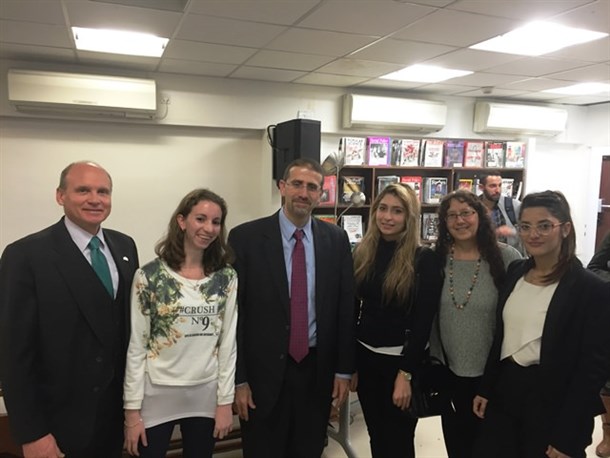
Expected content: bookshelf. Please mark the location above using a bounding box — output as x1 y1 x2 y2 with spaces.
314 137 526 243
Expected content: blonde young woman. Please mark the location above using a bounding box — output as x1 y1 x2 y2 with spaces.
350 183 443 458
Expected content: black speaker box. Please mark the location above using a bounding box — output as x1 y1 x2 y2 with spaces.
272 118 321 180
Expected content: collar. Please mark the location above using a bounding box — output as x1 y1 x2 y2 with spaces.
63 216 107 253
278 208 313 243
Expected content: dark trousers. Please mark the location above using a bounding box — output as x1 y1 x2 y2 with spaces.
356 343 417 458
138 417 215 458
472 360 575 458
240 349 330 458
440 375 482 458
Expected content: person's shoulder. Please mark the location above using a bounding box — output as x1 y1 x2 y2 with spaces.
103 227 136 244
3 221 59 253
498 242 522 264
230 213 277 236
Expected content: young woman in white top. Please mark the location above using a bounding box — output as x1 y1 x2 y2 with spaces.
472 191 610 458
123 189 238 457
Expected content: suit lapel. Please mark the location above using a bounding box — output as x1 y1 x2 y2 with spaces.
50 222 114 346
312 219 331 315
262 214 291 317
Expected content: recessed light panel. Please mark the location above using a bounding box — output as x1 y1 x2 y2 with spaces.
380 64 472 83
72 27 169 58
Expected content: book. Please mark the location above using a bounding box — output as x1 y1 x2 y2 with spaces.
342 175 365 204
367 136 390 166
390 139 402 166
504 141 526 168
400 175 423 201
422 139 445 167
485 142 505 168
395 139 421 167
457 178 474 193
340 137 366 166
423 177 448 204
319 175 337 207
421 212 440 241
315 214 337 225
463 141 484 167
377 175 400 194
444 140 465 167
342 214 363 244
501 178 514 198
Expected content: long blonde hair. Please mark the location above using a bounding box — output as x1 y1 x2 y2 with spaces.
353 183 421 306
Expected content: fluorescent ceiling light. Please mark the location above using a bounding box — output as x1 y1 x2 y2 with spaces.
470 21 607 56
543 82 610 95
72 27 169 57
380 64 472 83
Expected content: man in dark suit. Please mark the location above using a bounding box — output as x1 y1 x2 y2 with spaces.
228 158 355 458
0 161 139 458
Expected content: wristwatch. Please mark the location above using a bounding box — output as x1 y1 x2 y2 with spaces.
399 369 412 381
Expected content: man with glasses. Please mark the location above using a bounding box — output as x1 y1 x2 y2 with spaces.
478 171 524 254
228 158 355 457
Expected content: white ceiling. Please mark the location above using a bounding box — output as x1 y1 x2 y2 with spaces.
1 0 609 106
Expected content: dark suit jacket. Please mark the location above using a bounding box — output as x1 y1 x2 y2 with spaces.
0 218 139 452
228 211 355 418
588 231 610 281
479 258 610 457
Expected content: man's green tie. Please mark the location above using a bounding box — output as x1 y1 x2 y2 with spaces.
88 236 113 297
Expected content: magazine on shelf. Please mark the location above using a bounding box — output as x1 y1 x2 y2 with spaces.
397 139 421 167
504 142 526 168
367 136 391 166
422 139 445 167
423 177 448 204
463 141 484 167
485 142 505 168
421 212 440 241
456 178 474 193
400 176 423 201
315 214 337 225
501 178 514 198
342 175 365 204
444 140 465 168
340 137 366 166
319 175 337 207
342 214 363 244
377 175 400 194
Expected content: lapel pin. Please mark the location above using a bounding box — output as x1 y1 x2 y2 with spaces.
123 256 129 261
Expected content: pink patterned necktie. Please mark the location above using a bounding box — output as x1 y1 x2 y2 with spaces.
289 229 309 362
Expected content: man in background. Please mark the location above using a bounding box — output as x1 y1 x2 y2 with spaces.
0 161 139 458
479 170 524 254
229 158 355 458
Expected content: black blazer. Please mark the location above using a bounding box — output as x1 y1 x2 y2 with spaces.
588 231 610 281
479 258 610 456
0 219 139 451
228 211 355 418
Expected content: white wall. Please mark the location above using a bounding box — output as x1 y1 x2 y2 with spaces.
1 58 609 264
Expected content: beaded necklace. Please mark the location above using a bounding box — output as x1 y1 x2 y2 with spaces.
448 244 482 310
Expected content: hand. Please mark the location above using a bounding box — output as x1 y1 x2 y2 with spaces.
472 395 488 419
546 445 572 458
22 434 64 458
234 383 256 421
496 225 516 238
123 410 146 456
332 377 350 408
214 404 234 439
349 372 358 392
392 372 412 411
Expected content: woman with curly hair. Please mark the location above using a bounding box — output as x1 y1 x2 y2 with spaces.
431 190 521 458
350 183 443 458
123 189 237 458
473 191 610 458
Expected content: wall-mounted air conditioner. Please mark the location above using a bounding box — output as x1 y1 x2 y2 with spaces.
473 101 567 136
343 94 447 133
7 69 157 118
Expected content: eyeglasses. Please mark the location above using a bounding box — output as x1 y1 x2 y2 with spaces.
517 222 563 236
285 180 321 193
446 210 477 221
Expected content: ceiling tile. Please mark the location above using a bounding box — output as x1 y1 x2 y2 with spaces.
65 1 182 36
0 20 72 48
453 87 530 98
163 40 257 64
266 28 377 56
295 72 370 87
177 14 286 47
246 50 335 71
158 58 237 76
548 37 610 63
549 63 610 82
0 0 65 24
448 71 524 87
76 50 161 71
355 78 426 90
316 58 404 78
230 66 306 82
423 48 520 71
187 0 320 25
447 0 593 21
500 77 580 91
0 42 76 61
487 57 597 78
392 9 519 47
298 0 434 35
349 38 456 65
551 0 609 34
